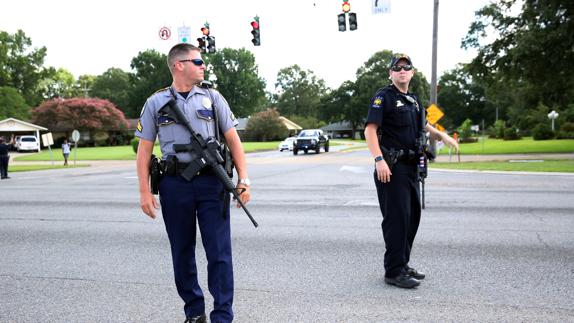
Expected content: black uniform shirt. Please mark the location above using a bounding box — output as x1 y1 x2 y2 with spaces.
0 143 9 156
365 84 424 151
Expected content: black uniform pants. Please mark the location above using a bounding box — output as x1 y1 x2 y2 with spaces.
374 161 421 278
0 155 8 178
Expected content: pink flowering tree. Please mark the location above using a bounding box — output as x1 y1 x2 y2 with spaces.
32 98 129 145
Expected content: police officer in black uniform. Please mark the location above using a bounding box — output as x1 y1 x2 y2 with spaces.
364 54 458 288
135 43 251 323
0 137 10 179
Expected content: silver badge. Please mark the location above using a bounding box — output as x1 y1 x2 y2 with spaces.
202 97 212 110
396 100 404 108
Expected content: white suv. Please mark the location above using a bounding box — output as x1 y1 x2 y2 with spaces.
15 135 40 152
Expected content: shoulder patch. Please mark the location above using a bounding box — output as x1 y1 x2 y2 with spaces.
153 86 170 95
136 119 143 132
370 96 384 109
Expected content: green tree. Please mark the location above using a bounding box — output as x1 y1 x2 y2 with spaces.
38 68 78 99
0 86 30 120
207 48 266 118
0 29 53 106
275 65 328 117
128 50 171 118
437 66 496 129
91 68 133 115
462 0 574 131
244 108 288 141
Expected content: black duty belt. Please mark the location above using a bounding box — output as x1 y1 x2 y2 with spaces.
175 162 214 176
383 147 419 164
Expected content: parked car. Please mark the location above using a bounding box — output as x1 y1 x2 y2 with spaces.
15 135 40 152
278 137 296 152
293 129 329 155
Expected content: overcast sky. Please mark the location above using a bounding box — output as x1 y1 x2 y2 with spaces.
1 0 490 93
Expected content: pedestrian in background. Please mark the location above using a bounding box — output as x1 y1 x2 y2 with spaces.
62 139 71 166
135 43 250 323
0 137 10 179
364 53 459 288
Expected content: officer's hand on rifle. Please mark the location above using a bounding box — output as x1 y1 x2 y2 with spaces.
140 191 160 219
235 182 251 208
376 159 392 183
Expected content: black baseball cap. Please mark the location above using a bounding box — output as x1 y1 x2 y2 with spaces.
390 53 412 67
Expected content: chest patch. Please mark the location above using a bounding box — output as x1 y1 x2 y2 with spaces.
202 97 212 110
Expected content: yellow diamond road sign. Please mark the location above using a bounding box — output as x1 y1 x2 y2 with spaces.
435 123 445 132
426 104 444 125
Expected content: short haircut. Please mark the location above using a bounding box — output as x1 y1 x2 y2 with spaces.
167 43 200 72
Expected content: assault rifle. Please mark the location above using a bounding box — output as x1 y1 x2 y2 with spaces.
159 96 258 227
402 94 435 209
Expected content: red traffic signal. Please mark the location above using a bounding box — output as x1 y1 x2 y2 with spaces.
342 1 351 13
201 27 210 36
251 19 260 46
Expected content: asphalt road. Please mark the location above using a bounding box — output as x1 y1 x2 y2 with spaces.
1 149 573 322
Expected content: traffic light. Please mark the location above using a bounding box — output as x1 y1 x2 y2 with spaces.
348 13 357 31
337 13 346 32
251 17 260 46
201 26 210 36
197 37 207 54
207 36 216 53
342 1 351 13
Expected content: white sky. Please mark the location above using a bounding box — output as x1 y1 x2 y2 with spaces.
1 0 490 93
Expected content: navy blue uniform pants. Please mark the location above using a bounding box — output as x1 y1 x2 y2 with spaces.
159 174 233 323
374 162 421 278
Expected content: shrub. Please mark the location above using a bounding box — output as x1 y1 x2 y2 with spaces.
131 137 140 153
503 127 521 140
556 122 574 139
457 118 474 142
489 120 506 139
245 108 289 141
532 124 554 140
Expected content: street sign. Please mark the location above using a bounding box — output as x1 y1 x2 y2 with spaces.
41 132 54 147
426 104 444 125
435 123 445 132
159 27 171 40
178 26 191 43
72 130 80 142
372 0 391 14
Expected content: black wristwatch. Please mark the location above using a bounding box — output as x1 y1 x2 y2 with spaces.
374 155 384 162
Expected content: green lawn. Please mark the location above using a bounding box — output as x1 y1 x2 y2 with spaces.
16 142 281 161
440 137 574 154
431 159 574 173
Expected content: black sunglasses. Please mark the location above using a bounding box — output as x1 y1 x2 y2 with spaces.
391 65 413 72
178 59 205 66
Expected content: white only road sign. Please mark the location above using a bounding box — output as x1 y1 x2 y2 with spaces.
178 26 191 43
372 0 391 14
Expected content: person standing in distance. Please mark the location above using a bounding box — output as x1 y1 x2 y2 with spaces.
62 139 71 166
0 137 10 179
364 53 459 288
135 43 251 323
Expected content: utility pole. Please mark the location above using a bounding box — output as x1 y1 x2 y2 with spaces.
430 0 439 105
429 0 439 156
